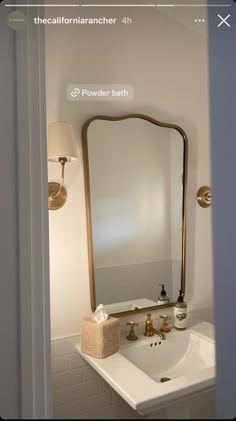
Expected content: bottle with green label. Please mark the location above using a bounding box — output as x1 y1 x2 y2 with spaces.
157 284 169 305
174 290 187 329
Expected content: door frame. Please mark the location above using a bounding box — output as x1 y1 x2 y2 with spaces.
15 2 52 418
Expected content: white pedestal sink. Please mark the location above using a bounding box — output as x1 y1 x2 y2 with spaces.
76 321 215 415
120 326 214 383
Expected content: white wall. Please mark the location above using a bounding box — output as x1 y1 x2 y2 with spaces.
45 5 213 340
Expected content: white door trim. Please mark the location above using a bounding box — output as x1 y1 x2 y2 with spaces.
16 3 52 418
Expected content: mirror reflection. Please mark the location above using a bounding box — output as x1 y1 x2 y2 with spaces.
83 115 187 315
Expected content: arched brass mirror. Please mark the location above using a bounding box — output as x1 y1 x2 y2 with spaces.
82 114 188 317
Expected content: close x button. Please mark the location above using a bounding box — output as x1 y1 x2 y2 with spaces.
218 14 231 28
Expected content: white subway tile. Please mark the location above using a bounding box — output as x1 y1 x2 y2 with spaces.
119 313 149 326
69 380 99 403
189 387 216 418
201 308 214 324
83 365 100 382
53 399 84 419
97 378 112 393
188 310 202 320
112 390 126 407
52 356 69 374
53 389 70 407
68 353 88 370
125 404 145 419
54 368 84 390
84 391 112 412
53 336 80 358
77 404 126 419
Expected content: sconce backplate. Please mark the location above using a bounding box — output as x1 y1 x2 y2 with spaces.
48 182 67 210
196 186 212 208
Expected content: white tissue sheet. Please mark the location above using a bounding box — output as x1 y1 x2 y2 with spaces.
91 304 109 323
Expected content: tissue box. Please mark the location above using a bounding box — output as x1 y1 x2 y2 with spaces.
81 317 120 358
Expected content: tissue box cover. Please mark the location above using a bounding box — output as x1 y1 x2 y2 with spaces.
81 317 120 358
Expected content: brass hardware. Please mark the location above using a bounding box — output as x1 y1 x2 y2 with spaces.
152 328 166 340
197 186 212 208
160 314 172 333
48 183 67 210
48 157 68 210
160 377 172 383
144 313 154 337
126 321 139 341
144 313 166 340
82 114 188 315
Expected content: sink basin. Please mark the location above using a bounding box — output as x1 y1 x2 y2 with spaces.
76 321 215 415
120 329 215 384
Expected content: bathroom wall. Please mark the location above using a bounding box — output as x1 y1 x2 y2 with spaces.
45 4 214 418
46 5 213 340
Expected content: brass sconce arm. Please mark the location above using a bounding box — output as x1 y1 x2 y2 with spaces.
47 122 79 210
50 157 68 200
48 157 68 210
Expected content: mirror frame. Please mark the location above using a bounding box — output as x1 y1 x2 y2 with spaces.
82 114 188 317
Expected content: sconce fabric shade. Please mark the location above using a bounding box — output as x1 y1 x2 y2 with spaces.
48 122 79 162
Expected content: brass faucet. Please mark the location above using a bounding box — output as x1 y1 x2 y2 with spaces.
144 313 166 340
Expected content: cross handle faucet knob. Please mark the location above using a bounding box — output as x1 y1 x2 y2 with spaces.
160 314 172 333
126 321 139 341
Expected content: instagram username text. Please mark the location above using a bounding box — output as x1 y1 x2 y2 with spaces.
34 17 117 25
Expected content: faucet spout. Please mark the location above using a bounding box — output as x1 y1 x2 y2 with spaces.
144 313 166 340
152 328 166 340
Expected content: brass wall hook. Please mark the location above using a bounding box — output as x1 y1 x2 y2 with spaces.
197 186 212 208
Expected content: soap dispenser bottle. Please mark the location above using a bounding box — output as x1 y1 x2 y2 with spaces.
157 284 169 305
174 290 187 330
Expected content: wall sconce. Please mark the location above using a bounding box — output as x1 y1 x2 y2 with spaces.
48 122 79 210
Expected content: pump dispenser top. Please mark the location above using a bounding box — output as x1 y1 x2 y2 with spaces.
157 284 169 305
177 290 184 302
